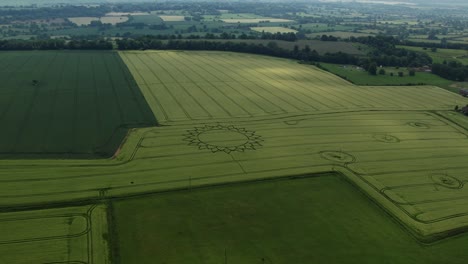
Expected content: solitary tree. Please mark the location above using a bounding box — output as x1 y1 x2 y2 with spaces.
368 63 377 75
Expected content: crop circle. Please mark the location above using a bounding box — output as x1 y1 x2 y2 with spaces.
373 134 400 143
430 174 462 189
407 122 430 129
320 151 356 163
184 124 263 153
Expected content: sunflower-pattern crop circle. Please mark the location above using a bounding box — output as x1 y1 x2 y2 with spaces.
184 124 263 154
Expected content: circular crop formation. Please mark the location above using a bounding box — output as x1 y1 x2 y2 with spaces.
407 122 431 129
430 174 463 189
184 124 263 154
373 134 400 143
320 151 356 164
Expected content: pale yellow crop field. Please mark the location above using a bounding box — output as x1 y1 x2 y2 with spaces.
100 16 129 25
68 16 129 26
159 15 185 22
68 17 99 26
120 51 461 123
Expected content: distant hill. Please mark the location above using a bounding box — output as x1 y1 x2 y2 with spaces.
0 0 155 7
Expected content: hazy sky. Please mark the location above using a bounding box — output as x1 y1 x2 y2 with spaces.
2 0 467 7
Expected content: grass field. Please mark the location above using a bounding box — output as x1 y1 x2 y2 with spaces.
0 51 156 158
3 50 468 262
320 63 453 87
68 16 129 26
398 45 468 65
250 26 298 33
127 14 163 25
114 175 468 264
307 31 375 39
300 23 355 33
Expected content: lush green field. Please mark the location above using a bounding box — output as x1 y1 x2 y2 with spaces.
398 45 468 65
128 14 164 25
320 62 453 87
0 51 156 158
307 30 375 39
251 26 297 33
114 175 468 264
300 23 355 32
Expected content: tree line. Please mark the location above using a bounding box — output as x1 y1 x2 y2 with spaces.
432 61 468 81
0 34 463 81
116 37 359 65
0 39 112 50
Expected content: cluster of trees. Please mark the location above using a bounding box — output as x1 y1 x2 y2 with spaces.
0 39 112 50
320 35 339 42
116 32 297 42
402 39 468 50
259 32 298 42
432 61 468 81
349 36 432 70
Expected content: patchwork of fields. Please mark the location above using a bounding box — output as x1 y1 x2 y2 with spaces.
0 51 156 158
2 50 468 263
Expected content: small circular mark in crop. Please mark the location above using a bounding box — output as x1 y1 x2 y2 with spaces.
320 151 356 163
373 134 400 143
430 173 462 189
407 122 430 129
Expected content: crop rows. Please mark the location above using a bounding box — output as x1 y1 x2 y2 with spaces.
2 51 468 247
0 204 109 264
120 51 461 123
0 51 156 158
0 109 467 239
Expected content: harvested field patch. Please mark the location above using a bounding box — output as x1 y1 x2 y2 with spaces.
159 15 185 22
